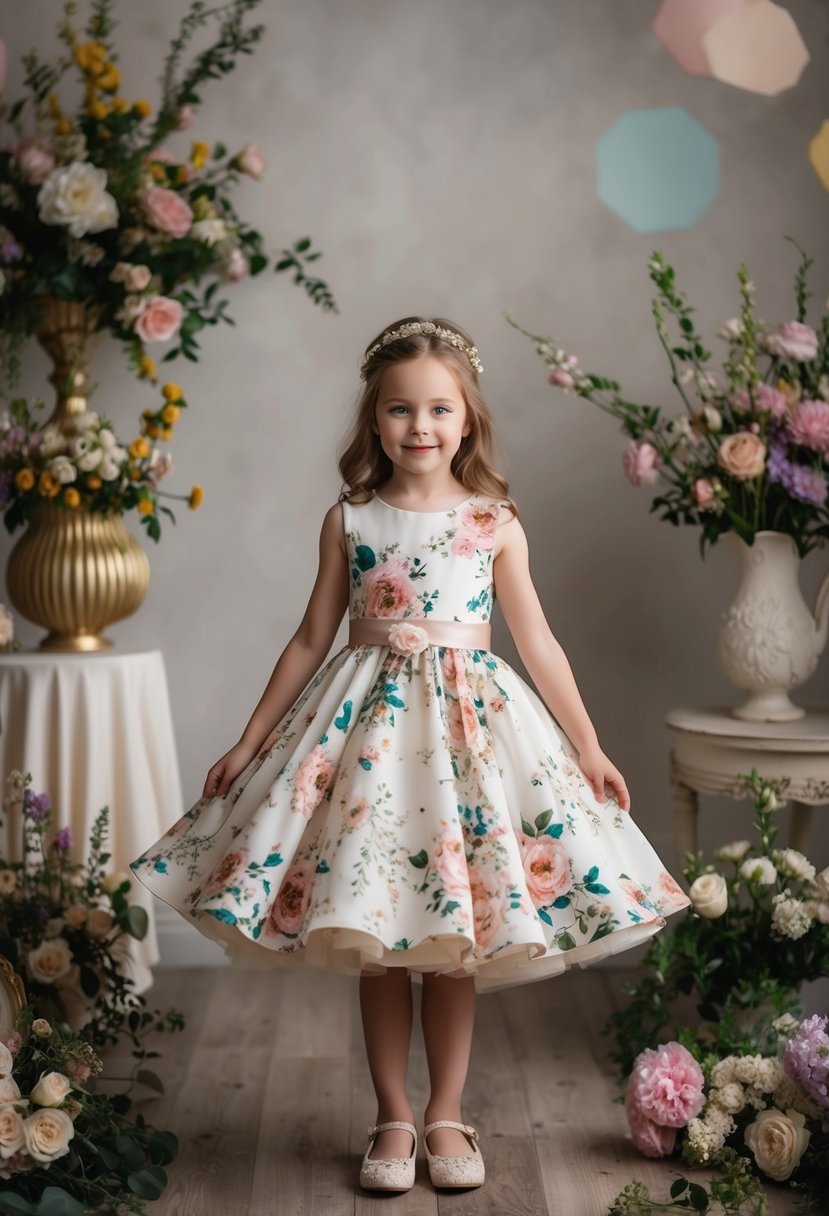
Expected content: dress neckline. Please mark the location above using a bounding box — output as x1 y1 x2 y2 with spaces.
372 491 478 515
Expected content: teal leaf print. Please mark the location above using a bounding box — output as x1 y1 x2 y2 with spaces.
537 907 553 926
442 901 461 917
410 557 428 580
355 545 376 571
206 907 238 925
558 931 576 950
590 920 615 942
535 809 553 831
393 939 411 951
252 922 262 940
316 860 330 873
544 823 564 839
153 859 168 874
264 853 283 867
358 758 373 770
334 700 352 731
408 849 429 869
552 895 570 909
585 882 611 895
520 817 535 837
584 865 599 883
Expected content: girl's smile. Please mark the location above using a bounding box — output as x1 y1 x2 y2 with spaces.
373 354 471 483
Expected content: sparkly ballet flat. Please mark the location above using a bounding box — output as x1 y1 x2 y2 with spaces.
359 1120 417 1192
423 1120 485 1189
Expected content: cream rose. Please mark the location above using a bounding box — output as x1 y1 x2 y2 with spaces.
717 432 766 480
0 1043 12 1077
232 142 266 179
387 622 429 657
30 1071 72 1108
0 866 16 894
0 1103 26 1157
23 1106 74 1164
689 872 728 918
714 840 751 863
744 1107 810 1181
0 1076 21 1104
62 903 88 929
100 870 130 895
31 1019 52 1039
85 908 115 939
27 938 73 984
37 161 118 238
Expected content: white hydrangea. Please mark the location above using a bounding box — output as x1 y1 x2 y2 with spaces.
740 855 777 885
772 848 816 882
99 457 122 481
711 1056 739 1088
714 839 751 863
705 1105 736 1137
744 1085 769 1111
772 1013 800 1036
771 890 811 940
711 1081 745 1113
755 1058 783 1093
735 1054 761 1085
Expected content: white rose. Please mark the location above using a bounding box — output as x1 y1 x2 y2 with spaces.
233 142 266 179
31 1019 52 1038
47 455 77 484
30 1071 72 1108
72 410 100 432
740 856 777 885
689 872 728 918
100 870 129 895
22 1106 74 1164
98 458 121 481
744 1107 810 1181
39 425 66 458
0 608 12 649
76 447 103 472
85 908 114 939
62 903 88 929
0 1043 12 1077
98 428 116 449
37 161 118 239
0 1076 21 1104
27 938 73 985
189 218 228 246
773 848 816 882
69 435 92 459
714 840 751 863
0 1103 26 1157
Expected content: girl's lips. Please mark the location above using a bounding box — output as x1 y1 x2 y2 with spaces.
405 445 435 451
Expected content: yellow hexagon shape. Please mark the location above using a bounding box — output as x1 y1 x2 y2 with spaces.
809 120 829 192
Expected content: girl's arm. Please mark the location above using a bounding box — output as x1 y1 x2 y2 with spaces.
236 501 351 754
492 510 631 811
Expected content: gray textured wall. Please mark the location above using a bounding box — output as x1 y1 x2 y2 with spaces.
3 0 828 871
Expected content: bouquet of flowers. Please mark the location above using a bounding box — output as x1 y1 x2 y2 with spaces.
0 602 21 652
508 240 829 560
0 0 337 393
0 383 201 541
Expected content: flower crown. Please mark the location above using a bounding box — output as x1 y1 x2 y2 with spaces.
360 321 483 379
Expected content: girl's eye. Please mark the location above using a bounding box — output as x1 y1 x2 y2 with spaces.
389 405 450 415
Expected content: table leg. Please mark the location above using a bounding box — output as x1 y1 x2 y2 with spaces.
789 801 814 855
673 782 699 873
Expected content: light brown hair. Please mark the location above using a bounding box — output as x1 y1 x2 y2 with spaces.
337 315 519 518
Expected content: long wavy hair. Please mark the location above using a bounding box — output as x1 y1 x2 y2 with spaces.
337 315 519 518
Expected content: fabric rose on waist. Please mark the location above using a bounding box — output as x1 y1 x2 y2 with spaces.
387 622 430 657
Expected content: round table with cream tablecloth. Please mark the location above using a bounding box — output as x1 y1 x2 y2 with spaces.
0 648 184 993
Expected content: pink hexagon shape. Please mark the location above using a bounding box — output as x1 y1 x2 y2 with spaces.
653 0 752 77
703 1 810 96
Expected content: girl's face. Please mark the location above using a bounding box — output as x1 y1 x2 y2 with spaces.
374 354 471 478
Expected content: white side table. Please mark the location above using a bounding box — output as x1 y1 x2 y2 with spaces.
665 706 829 870
0 649 184 993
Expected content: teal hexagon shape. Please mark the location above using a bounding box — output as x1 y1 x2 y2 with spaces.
596 107 720 233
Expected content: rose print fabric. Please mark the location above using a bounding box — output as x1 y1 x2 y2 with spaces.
129 491 691 992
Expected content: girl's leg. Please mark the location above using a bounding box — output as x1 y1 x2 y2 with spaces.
359 967 416 1159
421 971 478 1156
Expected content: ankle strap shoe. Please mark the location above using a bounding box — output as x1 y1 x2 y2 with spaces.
423 1120 485 1189
359 1120 417 1192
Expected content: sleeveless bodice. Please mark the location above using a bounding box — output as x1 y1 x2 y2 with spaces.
342 492 502 624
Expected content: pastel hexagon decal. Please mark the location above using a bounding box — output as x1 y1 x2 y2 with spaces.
653 0 751 77
596 108 720 234
703 0 809 96
809 120 829 193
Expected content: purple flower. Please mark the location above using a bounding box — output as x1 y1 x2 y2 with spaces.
0 232 22 262
789 463 828 506
23 789 51 823
55 825 73 851
783 1013 829 1108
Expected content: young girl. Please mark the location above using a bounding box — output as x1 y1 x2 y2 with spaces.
129 316 691 1194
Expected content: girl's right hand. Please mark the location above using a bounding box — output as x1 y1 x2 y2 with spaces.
203 740 258 800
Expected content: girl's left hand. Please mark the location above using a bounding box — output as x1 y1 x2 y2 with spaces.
578 744 631 813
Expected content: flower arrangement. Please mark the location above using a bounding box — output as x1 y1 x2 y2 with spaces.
0 602 21 652
508 240 829 559
0 0 337 393
604 769 829 1213
0 385 202 541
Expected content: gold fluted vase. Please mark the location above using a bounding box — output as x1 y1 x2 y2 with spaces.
5 296 150 652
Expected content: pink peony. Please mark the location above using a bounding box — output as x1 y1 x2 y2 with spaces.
137 186 193 238
65 1059 91 1084
789 399 829 453
628 1042 705 1128
200 847 250 901
731 385 789 418
290 744 336 820
622 440 661 487
657 870 690 913
133 295 183 343
363 557 419 617
266 860 315 936
458 502 499 551
692 478 716 510
765 322 819 362
15 140 56 186
717 432 766 480
434 830 470 895
518 833 572 908
624 1085 678 1158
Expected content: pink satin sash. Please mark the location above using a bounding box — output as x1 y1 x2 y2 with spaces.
348 617 492 651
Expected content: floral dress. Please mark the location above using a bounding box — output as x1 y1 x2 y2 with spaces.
129 491 690 992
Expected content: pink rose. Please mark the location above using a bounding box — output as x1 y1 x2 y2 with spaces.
434 831 470 894
15 140 56 186
133 295 183 343
765 322 819 362
619 877 650 908
717 432 766 480
458 503 498 551
789 399 829 453
290 744 335 820
227 247 248 282
232 143 266 179
387 622 429 656
622 440 661 487
266 860 315 936
447 698 466 745
692 478 716 510
200 847 250 900
518 833 572 908
628 1042 705 1128
137 186 193 238
548 367 575 390
731 385 788 418
364 558 419 617
65 1059 91 1084
468 865 505 949
441 649 457 683
657 870 689 913
450 533 477 557
624 1085 678 1158
176 105 197 131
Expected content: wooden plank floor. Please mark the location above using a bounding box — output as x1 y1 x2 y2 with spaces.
101 965 801 1216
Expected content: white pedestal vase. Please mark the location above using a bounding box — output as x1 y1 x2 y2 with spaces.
717 530 829 723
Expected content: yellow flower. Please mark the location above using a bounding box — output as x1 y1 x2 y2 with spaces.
162 382 183 401
141 408 156 420
145 423 161 440
88 99 109 121
778 378 802 408
188 485 204 510
64 487 81 508
130 466 144 482
161 427 173 442
139 354 157 379
87 474 102 491
133 100 152 119
98 66 120 93
15 468 36 492
150 164 167 182
138 499 155 516
38 471 60 498
161 404 180 425
112 96 128 113
129 437 150 460
191 140 210 168
54 119 73 136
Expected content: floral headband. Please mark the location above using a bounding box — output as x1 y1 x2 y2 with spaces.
360 320 483 379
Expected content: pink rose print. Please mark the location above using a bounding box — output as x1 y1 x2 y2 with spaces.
468 865 506 949
434 831 470 895
447 698 466 746
458 503 499 552
450 534 477 557
359 746 380 765
519 834 572 908
489 696 505 712
290 744 336 819
441 649 458 683
364 557 421 617
343 798 371 829
200 847 250 901
619 877 650 908
453 659 481 748
657 870 689 912
265 860 315 936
